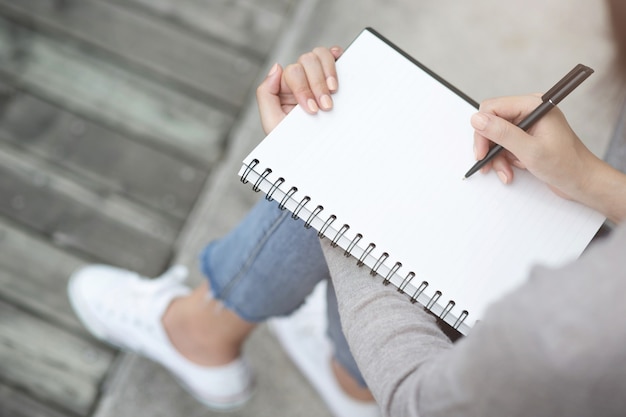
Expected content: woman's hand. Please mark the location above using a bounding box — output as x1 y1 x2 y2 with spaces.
472 95 626 224
256 46 343 135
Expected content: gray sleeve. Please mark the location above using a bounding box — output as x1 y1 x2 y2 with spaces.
322 225 626 417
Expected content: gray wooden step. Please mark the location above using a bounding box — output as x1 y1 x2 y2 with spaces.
0 84 208 221
0 299 115 416
0 216 90 332
0 16 233 167
0 0 260 109
0 384 72 417
0 143 177 276
109 0 292 58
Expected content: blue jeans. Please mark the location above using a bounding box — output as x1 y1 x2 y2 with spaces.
200 198 365 386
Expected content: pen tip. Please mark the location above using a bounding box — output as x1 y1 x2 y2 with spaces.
462 176 466 181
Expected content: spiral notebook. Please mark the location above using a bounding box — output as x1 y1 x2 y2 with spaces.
239 28 605 335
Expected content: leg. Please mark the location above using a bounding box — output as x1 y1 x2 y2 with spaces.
68 197 376 413
326 279 374 401
164 197 330 366
200 197 330 320
162 281 255 366
164 198 375 403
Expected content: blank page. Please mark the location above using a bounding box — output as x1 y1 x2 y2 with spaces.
240 28 605 334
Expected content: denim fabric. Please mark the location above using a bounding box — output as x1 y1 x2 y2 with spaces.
200 198 365 386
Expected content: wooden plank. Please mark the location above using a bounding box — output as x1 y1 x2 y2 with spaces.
0 0 260 109
0 16 233 167
0 217 88 333
0 299 115 416
0 85 208 221
0 144 177 277
0 384 70 417
107 0 290 58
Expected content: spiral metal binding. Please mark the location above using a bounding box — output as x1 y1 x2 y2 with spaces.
453 310 469 329
440 300 455 320
304 205 324 229
410 280 428 304
278 187 298 210
241 158 469 331
382 262 402 285
344 233 363 257
331 224 350 248
397 272 416 294
318 214 337 238
253 168 272 192
425 291 442 310
356 243 376 267
240 159 259 184
370 252 389 276
266 177 285 201
292 196 311 220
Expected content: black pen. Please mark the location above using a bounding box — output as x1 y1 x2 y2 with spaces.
463 64 594 179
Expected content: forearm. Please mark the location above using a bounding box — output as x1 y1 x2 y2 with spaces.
322 224 626 417
578 158 626 224
321 241 452 417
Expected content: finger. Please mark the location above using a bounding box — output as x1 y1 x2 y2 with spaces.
283 62 319 114
473 130 492 161
473 131 520 180
472 95 541 164
313 47 340 93
256 63 286 134
506 152 526 169
330 45 344 60
470 111 531 158
479 94 542 123
491 153 514 184
298 51 334 110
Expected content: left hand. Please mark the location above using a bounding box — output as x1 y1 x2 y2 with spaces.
256 46 343 134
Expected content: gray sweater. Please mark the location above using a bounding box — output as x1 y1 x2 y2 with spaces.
322 223 626 417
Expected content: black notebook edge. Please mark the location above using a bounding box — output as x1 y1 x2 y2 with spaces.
364 27 480 110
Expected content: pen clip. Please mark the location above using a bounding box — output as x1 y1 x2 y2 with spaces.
541 64 594 103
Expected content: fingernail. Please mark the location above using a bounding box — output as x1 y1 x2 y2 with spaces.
497 171 509 184
327 76 338 92
320 94 333 110
471 113 489 131
473 143 478 160
267 63 279 76
307 98 319 113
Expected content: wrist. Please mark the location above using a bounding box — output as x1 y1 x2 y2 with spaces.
576 159 626 224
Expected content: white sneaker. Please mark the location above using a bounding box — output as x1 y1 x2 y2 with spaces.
68 264 254 410
269 281 381 417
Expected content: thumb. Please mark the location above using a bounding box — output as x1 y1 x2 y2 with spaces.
257 63 285 134
471 112 529 157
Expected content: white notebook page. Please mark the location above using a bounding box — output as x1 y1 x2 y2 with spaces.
240 28 605 334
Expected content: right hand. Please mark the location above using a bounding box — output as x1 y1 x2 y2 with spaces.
471 95 626 223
